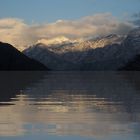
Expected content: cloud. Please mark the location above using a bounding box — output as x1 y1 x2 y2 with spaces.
133 12 140 18
132 12 140 26
0 18 33 50
0 13 135 50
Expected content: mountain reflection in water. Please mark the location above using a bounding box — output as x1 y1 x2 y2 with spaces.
0 72 140 140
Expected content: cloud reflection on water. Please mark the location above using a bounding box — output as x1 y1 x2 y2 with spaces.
0 72 140 138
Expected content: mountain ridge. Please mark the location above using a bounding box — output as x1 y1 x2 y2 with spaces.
0 42 48 70
23 27 140 70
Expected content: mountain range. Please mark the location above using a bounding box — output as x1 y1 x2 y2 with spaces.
23 27 140 70
0 28 140 71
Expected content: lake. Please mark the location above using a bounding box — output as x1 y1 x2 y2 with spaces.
0 72 140 140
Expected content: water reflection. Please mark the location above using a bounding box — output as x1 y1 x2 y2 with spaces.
0 72 140 139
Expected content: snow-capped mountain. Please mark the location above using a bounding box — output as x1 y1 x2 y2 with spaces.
37 36 78 46
23 28 140 70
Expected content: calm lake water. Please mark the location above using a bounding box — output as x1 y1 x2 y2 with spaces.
0 72 140 140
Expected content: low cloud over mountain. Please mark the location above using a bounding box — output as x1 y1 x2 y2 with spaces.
0 13 135 50
132 12 140 26
23 28 140 70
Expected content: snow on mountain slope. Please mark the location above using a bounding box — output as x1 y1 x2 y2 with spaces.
123 27 140 50
29 34 124 54
37 36 75 46
23 28 140 70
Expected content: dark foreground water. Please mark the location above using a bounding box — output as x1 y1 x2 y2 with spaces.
0 72 140 140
